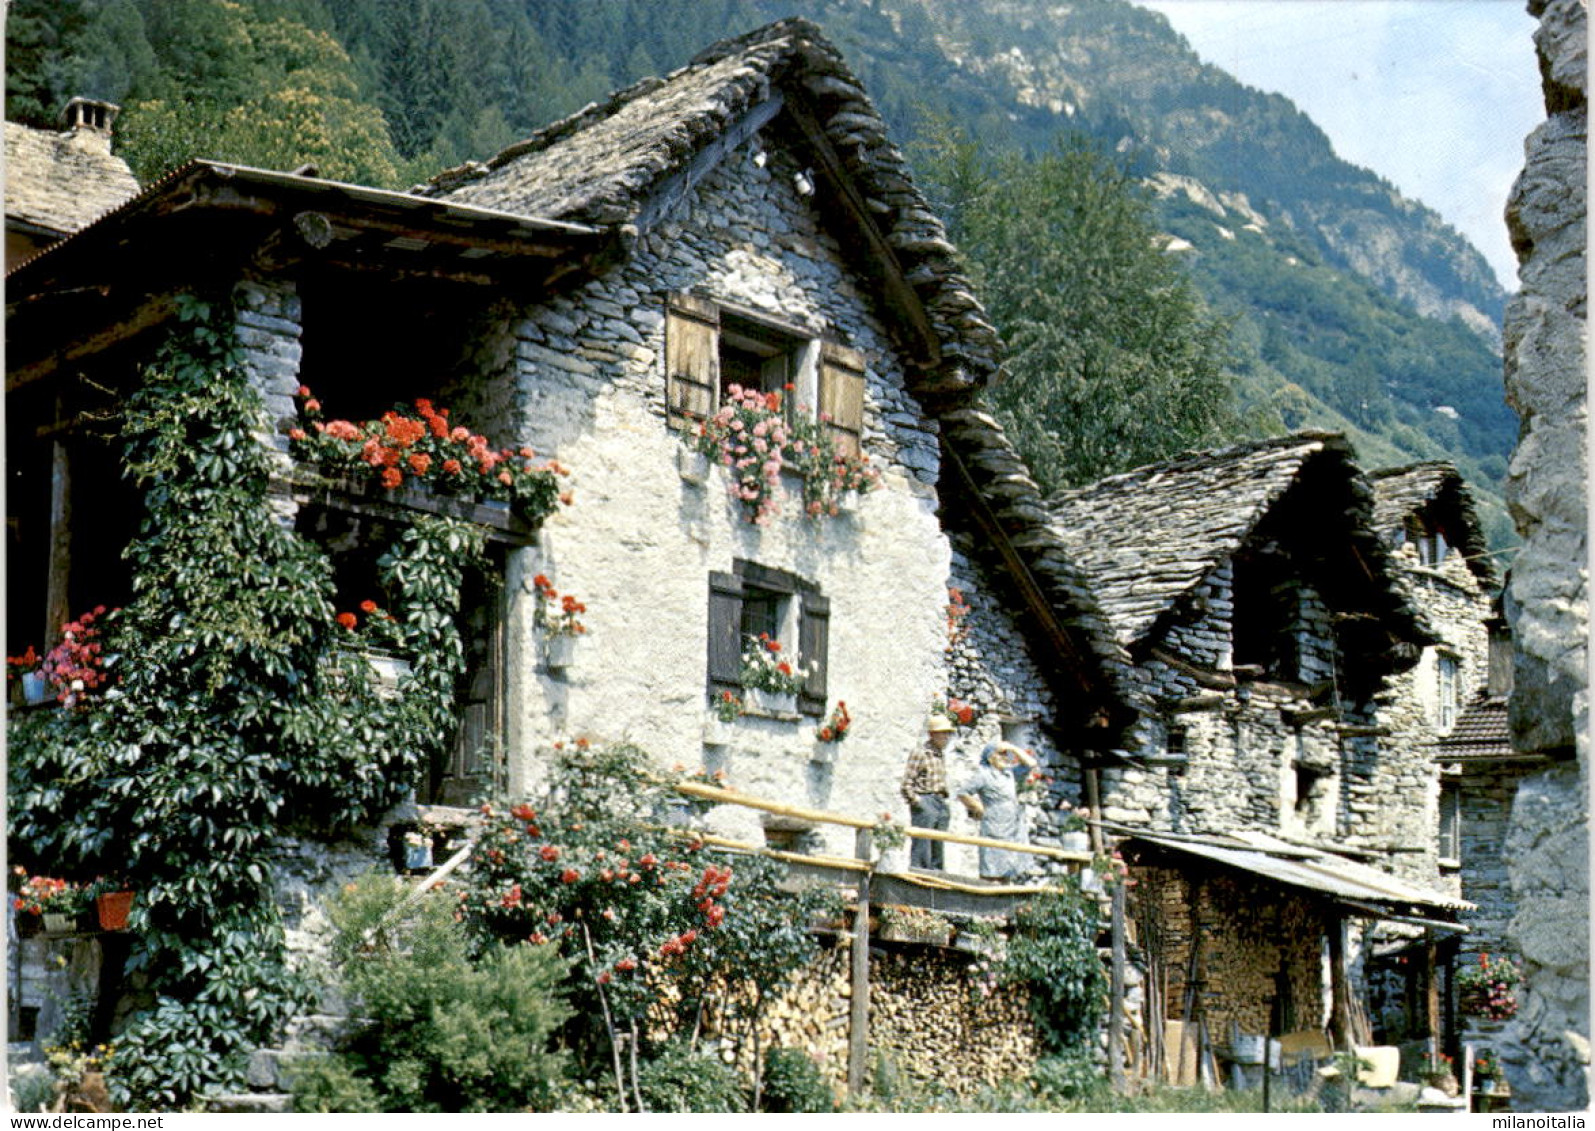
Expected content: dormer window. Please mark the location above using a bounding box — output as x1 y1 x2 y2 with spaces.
666 293 865 458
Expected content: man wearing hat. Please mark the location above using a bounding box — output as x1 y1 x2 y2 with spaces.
901 714 955 870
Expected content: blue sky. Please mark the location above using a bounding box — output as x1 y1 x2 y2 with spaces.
1136 0 1544 291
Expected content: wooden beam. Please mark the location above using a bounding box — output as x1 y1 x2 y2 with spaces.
635 94 786 233
1109 880 1128 1093
44 429 72 647
847 826 873 1096
7 294 180 392
783 97 940 366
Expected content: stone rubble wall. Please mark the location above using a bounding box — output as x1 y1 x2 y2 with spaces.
944 533 1087 862
1500 0 1589 1111
1456 761 1544 966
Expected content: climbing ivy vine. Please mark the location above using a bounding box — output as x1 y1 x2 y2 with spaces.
7 294 507 1109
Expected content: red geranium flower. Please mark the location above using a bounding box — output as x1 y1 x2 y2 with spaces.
336 612 357 630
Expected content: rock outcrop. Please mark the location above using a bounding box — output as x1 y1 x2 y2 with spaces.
1500 0 1589 1112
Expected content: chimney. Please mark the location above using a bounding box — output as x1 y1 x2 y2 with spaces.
60 97 120 154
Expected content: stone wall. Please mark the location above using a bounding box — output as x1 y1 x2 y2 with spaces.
945 532 1087 860
1500 0 1589 1111
1372 553 1493 889
491 136 963 863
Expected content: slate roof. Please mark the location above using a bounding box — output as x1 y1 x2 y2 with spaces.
1368 461 1496 585
5 119 140 239
423 18 998 399
1043 433 1361 649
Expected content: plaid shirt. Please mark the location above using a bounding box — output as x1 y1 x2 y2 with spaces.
901 739 949 804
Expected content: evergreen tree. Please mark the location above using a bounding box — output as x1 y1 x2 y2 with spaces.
919 128 1240 490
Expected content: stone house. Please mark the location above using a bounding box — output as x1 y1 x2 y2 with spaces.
1019 433 1473 1051
6 20 1143 1081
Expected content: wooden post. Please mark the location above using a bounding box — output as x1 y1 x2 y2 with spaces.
45 427 73 646
847 827 873 1096
1424 931 1442 1060
1109 879 1128 1093
1084 765 1104 853
1327 915 1354 1051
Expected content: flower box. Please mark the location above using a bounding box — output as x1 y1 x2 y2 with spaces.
703 717 735 747
542 634 577 671
365 652 412 692
42 911 75 935
834 489 861 515
880 922 952 946
96 891 135 932
678 448 712 485
746 688 797 715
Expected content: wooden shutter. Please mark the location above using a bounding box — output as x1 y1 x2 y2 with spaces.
667 294 719 426
818 342 866 460
797 590 830 717
707 570 745 695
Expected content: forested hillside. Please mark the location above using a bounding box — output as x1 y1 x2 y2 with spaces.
5 0 1517 544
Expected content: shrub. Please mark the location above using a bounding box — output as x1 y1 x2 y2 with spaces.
999 882 1107 1054
295 873 571 1112
636 1039 748 1113
760 1047 835 1113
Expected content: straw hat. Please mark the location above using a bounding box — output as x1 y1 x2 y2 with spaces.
927 714 956 733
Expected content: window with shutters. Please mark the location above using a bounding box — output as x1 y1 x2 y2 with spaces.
706 560 828 717
666 294 866 461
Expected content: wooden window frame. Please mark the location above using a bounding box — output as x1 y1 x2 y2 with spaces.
706 559 828 716
665 294 865 460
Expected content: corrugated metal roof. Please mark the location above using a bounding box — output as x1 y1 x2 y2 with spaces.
1124 828 1471 916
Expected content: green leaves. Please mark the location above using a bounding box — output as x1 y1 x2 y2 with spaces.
10 295 492 1109
917 130 1240 491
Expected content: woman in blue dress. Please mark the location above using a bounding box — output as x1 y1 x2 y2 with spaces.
957 741 1038 879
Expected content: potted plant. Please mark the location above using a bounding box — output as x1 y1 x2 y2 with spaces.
811 701 852 763
740 633 808 715
1458 952 1522 1021
88 878 135 932
1056 800 1093 853
704 691 743 746
15 876 88 935
1473 1051 1500 1093
532 574 588 670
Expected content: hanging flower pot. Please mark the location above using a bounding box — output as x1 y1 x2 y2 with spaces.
96 891 135 932
543 634 577 671
703 716 735 747
678 447 711 485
